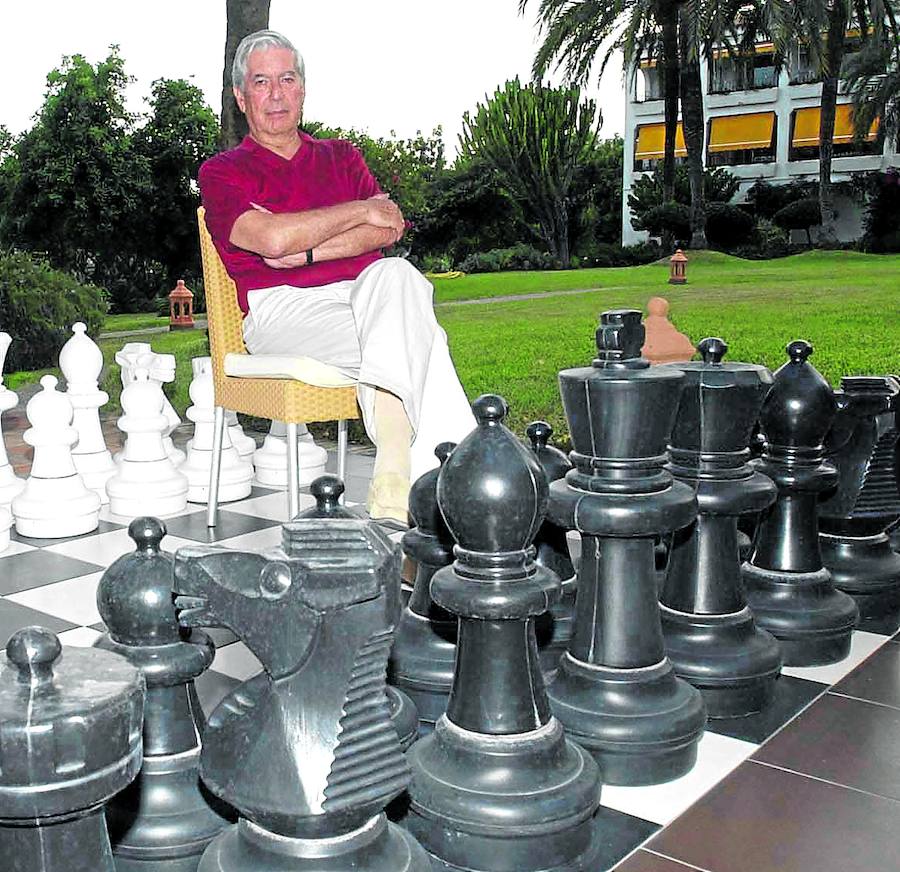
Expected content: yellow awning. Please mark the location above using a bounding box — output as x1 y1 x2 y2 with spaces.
711 42 775 60
792 104 879 147
635 123 687 160
708 112 776 152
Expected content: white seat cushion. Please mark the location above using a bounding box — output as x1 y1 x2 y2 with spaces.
223 352 355 388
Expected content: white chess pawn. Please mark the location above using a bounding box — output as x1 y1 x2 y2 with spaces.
225 410 257 461
181 357 252 503
253 420 328 489
106 367 188 517
11 375 101 538
0 332 25 508
114 342 185 466
60 322 116 504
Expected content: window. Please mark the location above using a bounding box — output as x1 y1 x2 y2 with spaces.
790 105 881 160
633 122 687 171
708 44 776 93
707 112 777 166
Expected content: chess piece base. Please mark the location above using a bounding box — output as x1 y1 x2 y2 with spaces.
742 563 858 666
183 451 253 504
386 686 419 751
0 465 26 505
197 814 430 872
12 477 100 539
73 450 116 505
253 437 328 490
821 533 900 635
547 653 706 786
107 460 188 517
108 750 234 871
406 717 603 872
0 506 10 552
661 605 782 718
389 610 456 733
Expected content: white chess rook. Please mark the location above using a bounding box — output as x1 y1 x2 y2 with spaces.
253 420 328 489
0 332 25 509
181 357 252 503
60 322 116 504
12 375 101 538
106 367 189 517
114 342 185 466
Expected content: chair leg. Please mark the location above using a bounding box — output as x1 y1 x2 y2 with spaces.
286 421 300 520
207 405 226 527
337 419 349 502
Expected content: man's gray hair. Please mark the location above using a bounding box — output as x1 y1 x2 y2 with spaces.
232 30 305 91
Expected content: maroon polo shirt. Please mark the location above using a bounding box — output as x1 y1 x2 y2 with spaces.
199 132 383 314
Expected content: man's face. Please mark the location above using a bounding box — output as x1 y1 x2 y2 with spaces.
234 47 304 140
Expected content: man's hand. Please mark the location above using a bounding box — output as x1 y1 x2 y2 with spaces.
366 194 405 243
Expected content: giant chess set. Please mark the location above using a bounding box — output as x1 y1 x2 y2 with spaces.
0 309 899 871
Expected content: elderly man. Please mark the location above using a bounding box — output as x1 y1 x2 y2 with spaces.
199 30 474 523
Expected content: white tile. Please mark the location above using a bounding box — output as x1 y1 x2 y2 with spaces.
0 540 37 558
212 641 262 681
7 571 105 626
225 492 307 522
217 525 285 551
45 528 197 563
600 731 757 827
57 626 103 647
782 630 890 685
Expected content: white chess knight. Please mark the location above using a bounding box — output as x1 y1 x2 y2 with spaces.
106 366 189 517
114 342 185 466
181 357 253 503
60 322 116 504
0 332 25 510
11 375 101 538
253 420 328 489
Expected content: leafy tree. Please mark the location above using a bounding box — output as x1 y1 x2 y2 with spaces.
860 168 900 252
745 178 817 219
568 135 625 251
627 164 739 226
844 27 900 151
220 0 271 148
704 202 757 250
773 197 822 245
635 201 692 240
132 78 219 288
460 78 599 264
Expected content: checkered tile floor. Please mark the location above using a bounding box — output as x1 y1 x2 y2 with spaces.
1 441 898 871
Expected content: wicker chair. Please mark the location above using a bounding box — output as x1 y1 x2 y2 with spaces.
197 207 360 526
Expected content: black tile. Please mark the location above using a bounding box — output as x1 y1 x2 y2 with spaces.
0 551 104 595
10 518 124 548
248 485 277 498
162 510 279 544
0 598 77 639
193 668 240 717
650 760 900 872
832 640 900 709
753 693 900 801
588 806 659 872
613 850 700 872
705 674 827 744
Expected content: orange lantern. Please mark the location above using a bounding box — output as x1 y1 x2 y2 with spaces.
168 280 195 330
669 249 688 285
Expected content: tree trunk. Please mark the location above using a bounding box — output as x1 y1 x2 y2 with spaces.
220 0 271 150
660 11 680 203
818 2 847 242
679 22 707 249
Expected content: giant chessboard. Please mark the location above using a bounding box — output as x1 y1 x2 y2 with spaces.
1 443 899 872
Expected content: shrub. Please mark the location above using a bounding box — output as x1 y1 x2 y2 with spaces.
635 202 692 244
704 203 757 251
861 168 900 253
580 241 663 267
773 198 822 245
746 179 816 220
0 250 108 372
458 243 558 273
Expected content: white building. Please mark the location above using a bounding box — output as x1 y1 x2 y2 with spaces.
621 40 900 244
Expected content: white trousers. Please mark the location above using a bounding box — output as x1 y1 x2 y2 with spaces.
242 257 475 481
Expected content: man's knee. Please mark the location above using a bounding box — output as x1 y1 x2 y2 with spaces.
353 257 433 307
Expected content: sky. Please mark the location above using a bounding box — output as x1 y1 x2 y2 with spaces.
1 0 625 157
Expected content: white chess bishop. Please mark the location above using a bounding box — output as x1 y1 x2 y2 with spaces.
115 342 185 466
60 322 116 504
253 420 328 489
106 366 189 517
180 356 252 503
11 375 101 538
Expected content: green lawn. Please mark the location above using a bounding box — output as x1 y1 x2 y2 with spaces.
102 313 170 333
7 252 898 451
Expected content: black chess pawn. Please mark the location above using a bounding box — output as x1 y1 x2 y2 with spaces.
0 626 144 872
300 475 419 750
819 376 900 633
660 338 782 718
405 395 604 872
389 443 458 734
546 309 706 785
172 482 429 871
525 421 578 669
95 517 233 870
743 341 858 665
